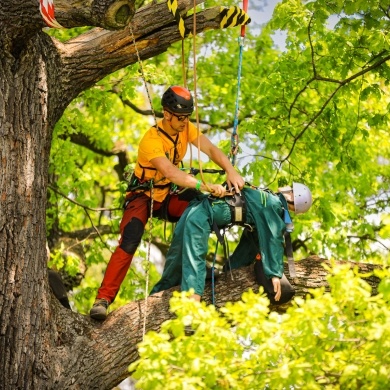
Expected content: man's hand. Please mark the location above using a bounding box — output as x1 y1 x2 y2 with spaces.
207 183 228 198
226 170 245 193
271 277 281 301
196 135 245 193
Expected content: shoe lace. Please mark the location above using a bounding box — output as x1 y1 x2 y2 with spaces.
95 298 109 308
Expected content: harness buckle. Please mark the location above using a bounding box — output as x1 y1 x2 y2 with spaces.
225 192 247 225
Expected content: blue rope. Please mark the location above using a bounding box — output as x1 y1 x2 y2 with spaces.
211 240 219 306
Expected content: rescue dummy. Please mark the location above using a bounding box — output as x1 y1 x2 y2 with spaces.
150 183 312 302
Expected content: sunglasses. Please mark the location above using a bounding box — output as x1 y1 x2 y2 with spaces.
170 112 191 122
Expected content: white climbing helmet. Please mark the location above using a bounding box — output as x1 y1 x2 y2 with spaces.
292 182 312 214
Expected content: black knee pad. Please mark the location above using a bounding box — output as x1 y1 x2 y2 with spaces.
120 217 145 254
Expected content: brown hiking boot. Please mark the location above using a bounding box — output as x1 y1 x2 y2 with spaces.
90 298 110 321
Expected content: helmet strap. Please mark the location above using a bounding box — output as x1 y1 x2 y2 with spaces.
162 110 173 126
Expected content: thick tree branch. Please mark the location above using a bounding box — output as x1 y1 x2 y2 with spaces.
53 0 136 30
58 1 240 106
1 0 136 37
53 256 381 389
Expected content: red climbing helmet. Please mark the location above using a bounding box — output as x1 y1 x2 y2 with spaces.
161 86 194 114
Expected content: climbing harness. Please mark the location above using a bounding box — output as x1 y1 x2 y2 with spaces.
225 192 247 226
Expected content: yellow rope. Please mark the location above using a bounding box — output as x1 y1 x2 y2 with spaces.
142 184 154 339
128 23 158 127
191 0 212 192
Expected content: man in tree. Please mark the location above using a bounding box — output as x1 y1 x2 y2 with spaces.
150 182 312 302
90 85 245 320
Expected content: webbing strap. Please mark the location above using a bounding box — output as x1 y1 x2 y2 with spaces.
220 6 251 29
167 0 191 38
211 240 219 306
284 232 297 278
167 2 251 39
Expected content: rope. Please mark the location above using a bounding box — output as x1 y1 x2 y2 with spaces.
181 37 194 171
191 0 213 192
181 40 187 88
128 23 157 339
230 0 249 166
128 23 158 128
211 240 219 306
142 183 154 339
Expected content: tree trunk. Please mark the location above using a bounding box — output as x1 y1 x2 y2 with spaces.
49 256 382 389
0 34 59 389
0 0 251 388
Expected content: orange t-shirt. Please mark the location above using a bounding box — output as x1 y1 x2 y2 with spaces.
134 120 199 202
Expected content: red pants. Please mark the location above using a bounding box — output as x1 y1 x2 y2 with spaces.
96 192 190 302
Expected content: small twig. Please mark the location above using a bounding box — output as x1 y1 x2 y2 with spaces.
48 184 121 212
346 235 389 251
84 209 113 253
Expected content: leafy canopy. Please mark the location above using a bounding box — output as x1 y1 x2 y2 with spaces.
47 0 389 312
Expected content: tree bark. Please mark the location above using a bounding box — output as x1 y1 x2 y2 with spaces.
0 1 250 388
0 33 57 390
